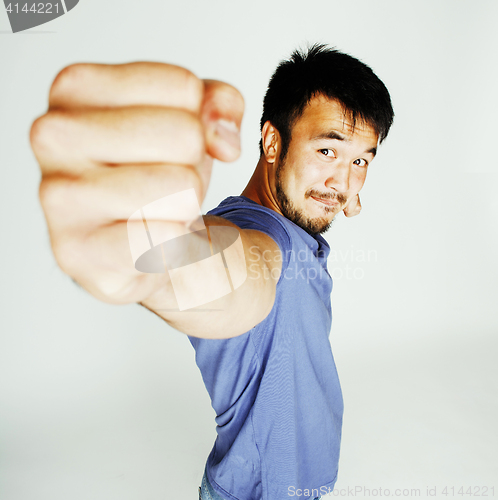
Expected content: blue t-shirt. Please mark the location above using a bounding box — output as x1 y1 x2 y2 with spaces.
189 196 343 500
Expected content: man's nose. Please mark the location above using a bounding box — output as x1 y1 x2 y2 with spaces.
325 162 350 194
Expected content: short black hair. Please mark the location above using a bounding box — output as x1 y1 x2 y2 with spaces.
259 44 394 159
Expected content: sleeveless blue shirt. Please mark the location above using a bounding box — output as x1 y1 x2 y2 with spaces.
189 196 343 500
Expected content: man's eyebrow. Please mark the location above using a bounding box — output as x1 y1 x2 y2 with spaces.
312 131 347 142
312 131 377 157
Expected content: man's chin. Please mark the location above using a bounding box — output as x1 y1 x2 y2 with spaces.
309 218 335 235
288 212 334 235
303 206 338 234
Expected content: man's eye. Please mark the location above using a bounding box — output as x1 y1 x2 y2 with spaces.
319 149 335 157
353 158 368 167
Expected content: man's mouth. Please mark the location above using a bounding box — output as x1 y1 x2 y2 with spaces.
310 196 340 207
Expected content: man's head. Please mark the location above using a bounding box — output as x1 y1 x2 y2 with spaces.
259 44 394 235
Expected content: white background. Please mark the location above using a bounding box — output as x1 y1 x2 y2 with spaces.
0 0 497 498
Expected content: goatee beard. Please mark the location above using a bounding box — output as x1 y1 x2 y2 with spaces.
275 164 340 235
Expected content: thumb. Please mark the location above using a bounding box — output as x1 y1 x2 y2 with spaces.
202 79 244 162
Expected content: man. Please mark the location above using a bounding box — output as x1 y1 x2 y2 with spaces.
31 44 393 500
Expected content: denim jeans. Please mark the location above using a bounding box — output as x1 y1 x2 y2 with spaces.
198 468 321 500
198 468 226 500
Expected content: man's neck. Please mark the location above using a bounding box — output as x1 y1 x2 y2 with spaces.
241 156 283 217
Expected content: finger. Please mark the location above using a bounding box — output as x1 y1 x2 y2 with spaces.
39 164 204 229
202 80 244 162
343 194 362 217
196 153 214 201
49 62 203 113
31 107 204 174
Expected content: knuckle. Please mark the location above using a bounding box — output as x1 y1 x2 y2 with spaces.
39 175 77 215
30 111 69 154
181 68 203 110
49 63 88 105
30 115 48 152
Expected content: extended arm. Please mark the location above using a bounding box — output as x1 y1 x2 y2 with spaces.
31 62 279 339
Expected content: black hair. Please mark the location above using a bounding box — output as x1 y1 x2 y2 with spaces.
259 44 394 159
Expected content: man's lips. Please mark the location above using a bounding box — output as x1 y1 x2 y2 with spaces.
310 196 340 207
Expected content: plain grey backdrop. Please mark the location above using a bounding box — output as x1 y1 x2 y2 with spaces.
1 0 497 498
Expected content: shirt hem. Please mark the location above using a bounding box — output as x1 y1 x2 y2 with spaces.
207 470 339 500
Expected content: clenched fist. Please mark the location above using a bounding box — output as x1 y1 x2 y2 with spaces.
31 63 246 315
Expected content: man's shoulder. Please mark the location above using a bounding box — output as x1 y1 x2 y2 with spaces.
208 195 274 215
207 196 294 263
208 196 291 233
207 196 330 258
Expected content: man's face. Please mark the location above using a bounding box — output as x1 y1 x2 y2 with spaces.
273 95 379 234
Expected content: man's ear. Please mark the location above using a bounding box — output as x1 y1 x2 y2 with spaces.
261 121 280 163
